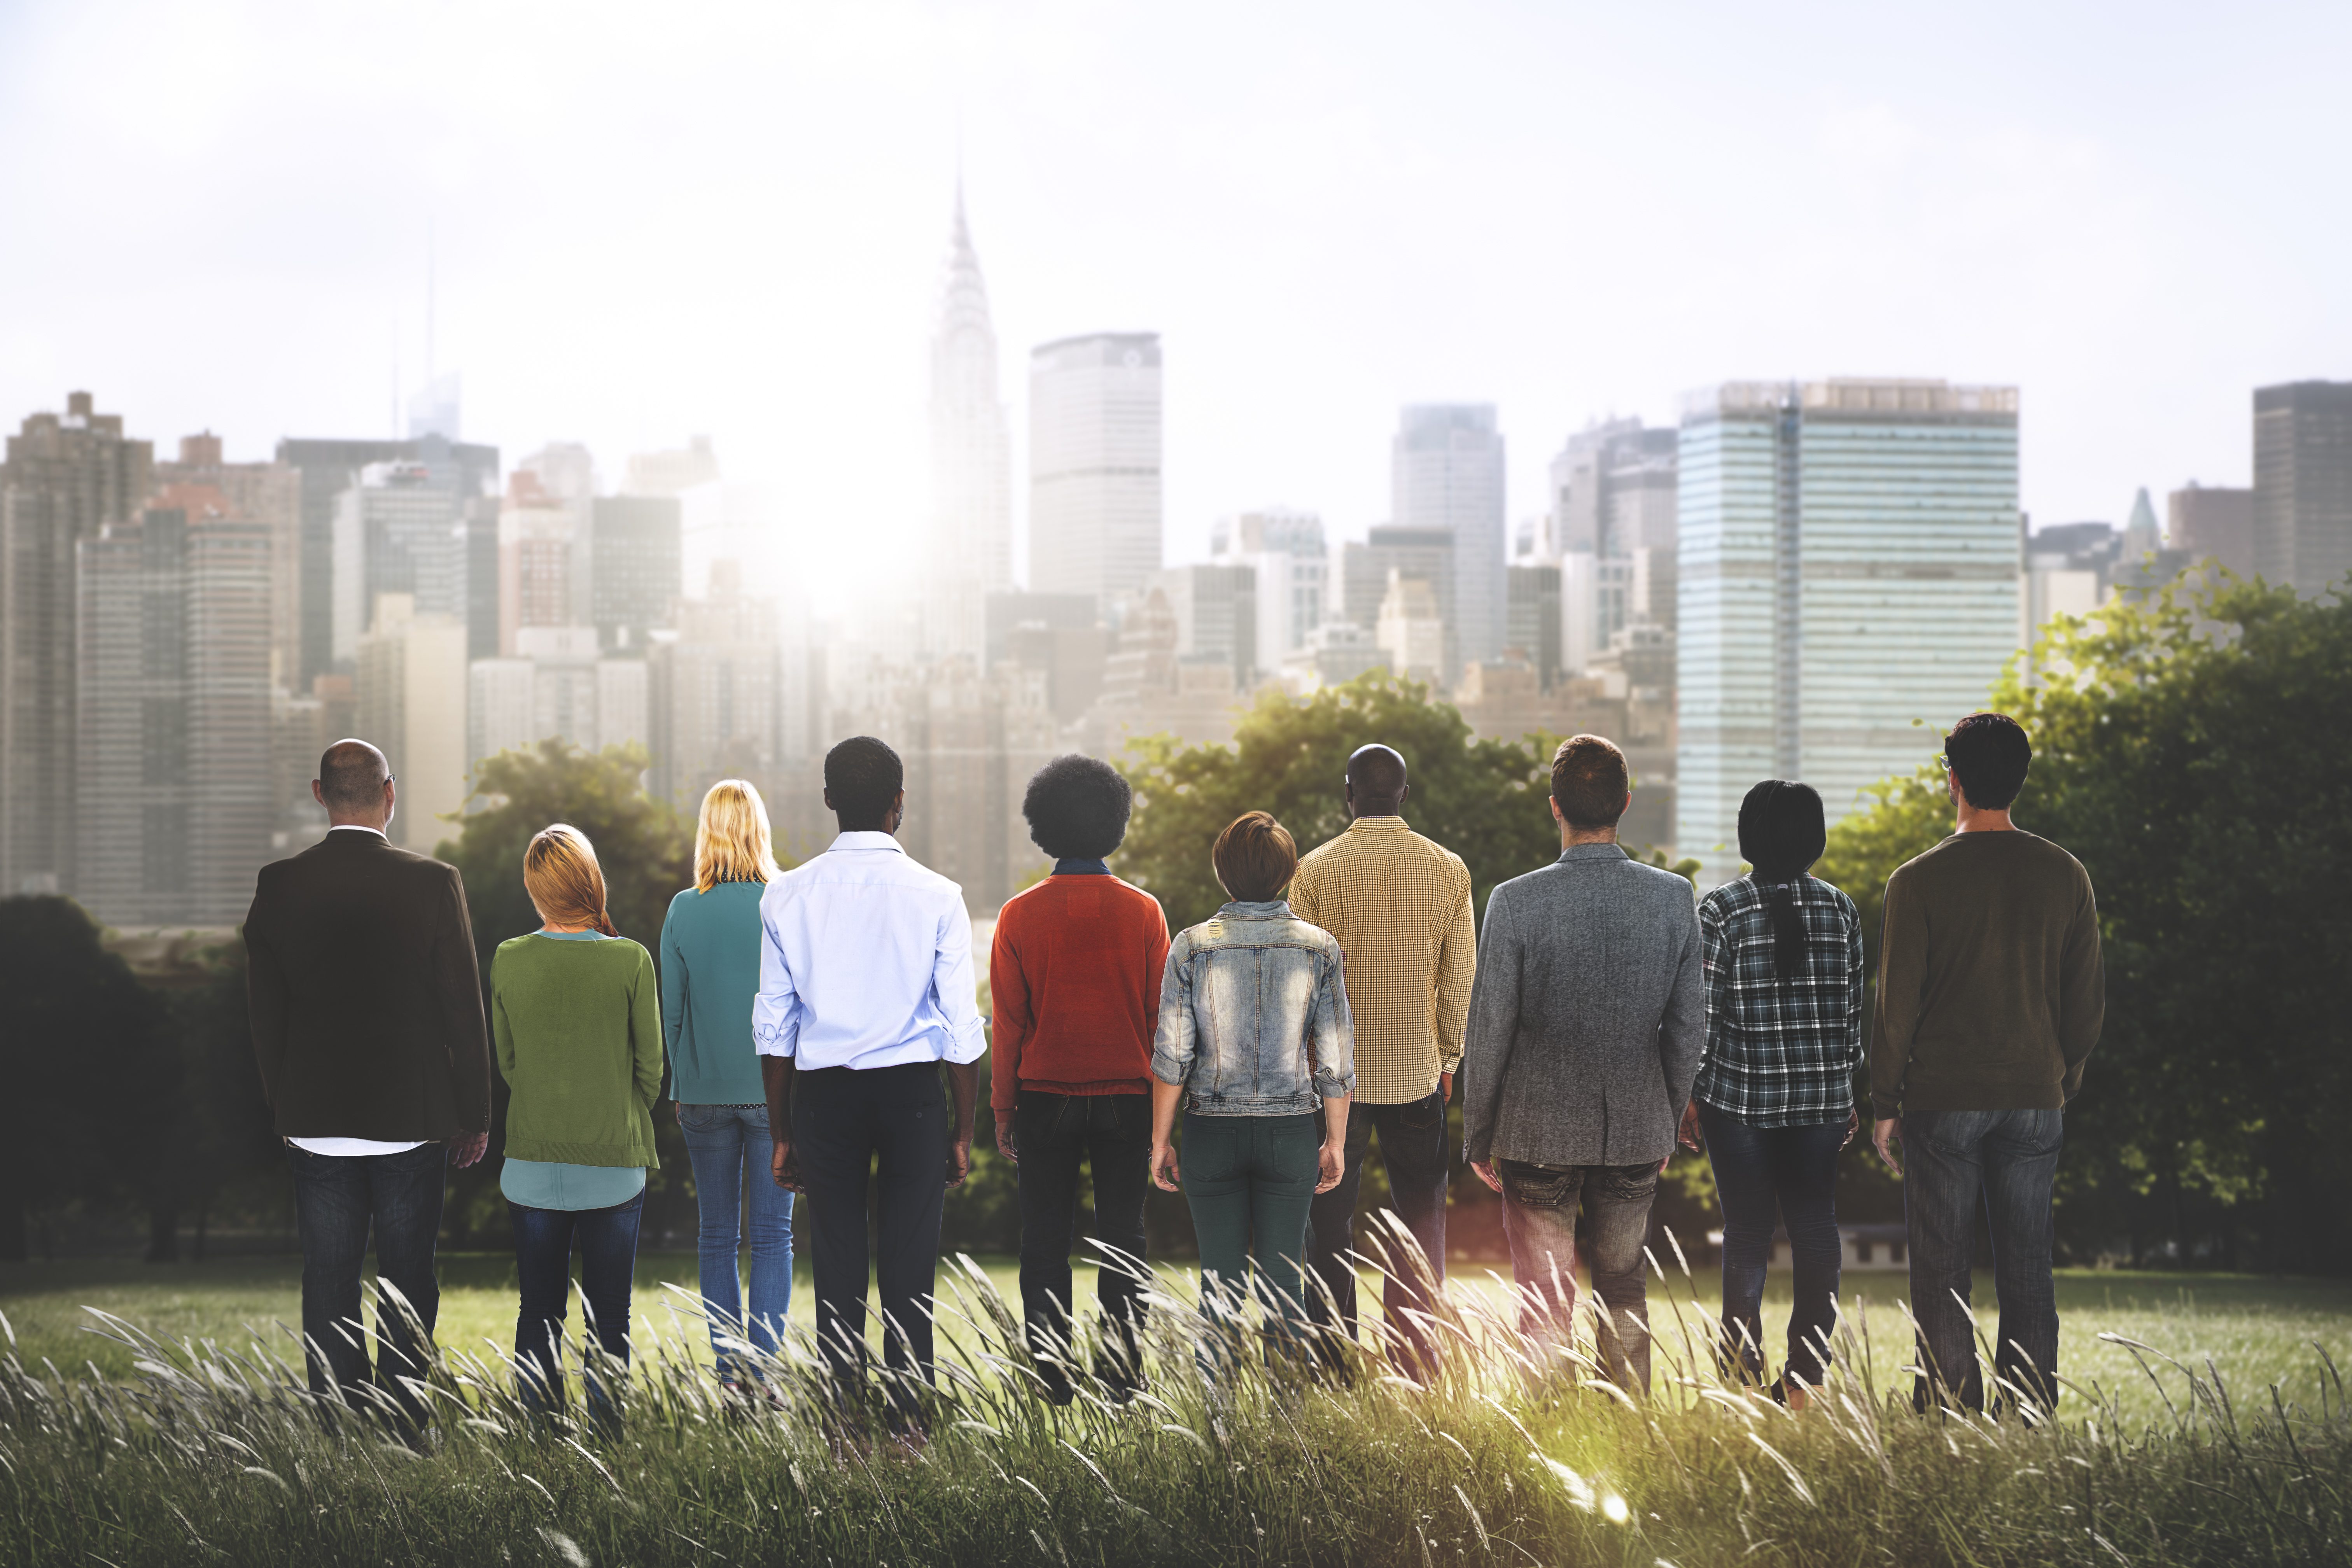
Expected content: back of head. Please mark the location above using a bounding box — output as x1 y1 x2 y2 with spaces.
1945 711 2032 810
1738 779 1826 977
1023 754 1132 862
317 738 389 816
1211 810 1298 903
1550 734 1629 831
523 823 618 936
824 736 904 830
1346 744 1408 812
695 779 777 892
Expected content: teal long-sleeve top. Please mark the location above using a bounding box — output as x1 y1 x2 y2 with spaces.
659 880 769 1104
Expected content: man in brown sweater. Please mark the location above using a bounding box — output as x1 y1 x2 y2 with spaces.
1870 711 2103 1415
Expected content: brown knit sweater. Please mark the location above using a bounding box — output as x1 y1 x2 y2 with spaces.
1868 830 2105 1118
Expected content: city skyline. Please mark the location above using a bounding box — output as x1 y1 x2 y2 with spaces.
4 2 2347 600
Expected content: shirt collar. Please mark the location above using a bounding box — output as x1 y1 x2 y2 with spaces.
1053 858 1111 876
327 824 388 840
828 831 905 855
1218 899 1293 919
1558 842 1631 863
1346 814 1410 833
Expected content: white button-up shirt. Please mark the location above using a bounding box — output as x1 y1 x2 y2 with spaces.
752 831 987 1070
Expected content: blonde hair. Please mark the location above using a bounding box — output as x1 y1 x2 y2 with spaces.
523 823 618 937
694 779 778 893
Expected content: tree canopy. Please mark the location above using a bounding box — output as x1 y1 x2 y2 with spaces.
1820 570 2352 1270
1109 671 1601 933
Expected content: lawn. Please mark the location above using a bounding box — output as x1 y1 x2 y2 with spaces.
4 1250 2347 1428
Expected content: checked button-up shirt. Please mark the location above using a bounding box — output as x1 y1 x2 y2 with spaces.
1288 814 1476 1106
1692 873 1865 1127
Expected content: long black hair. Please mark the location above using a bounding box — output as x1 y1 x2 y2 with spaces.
1738 780 1827 977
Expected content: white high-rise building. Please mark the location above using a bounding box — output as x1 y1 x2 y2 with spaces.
1676 378 2020 887
470 626 650 768
1029 333 1162 614
355 592 470 852
926 190 1014 659
1391 405 1506 679
1213 508 1327 677
331 458 467 667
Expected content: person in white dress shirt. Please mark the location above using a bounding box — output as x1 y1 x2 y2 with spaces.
756 736 985 1435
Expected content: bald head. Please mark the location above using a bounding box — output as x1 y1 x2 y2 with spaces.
1345 744 1408 818
316 738 395 826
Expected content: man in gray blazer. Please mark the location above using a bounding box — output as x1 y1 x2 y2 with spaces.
1463 734 1703 1393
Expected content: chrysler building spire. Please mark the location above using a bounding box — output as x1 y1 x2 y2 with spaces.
926 183 1013 660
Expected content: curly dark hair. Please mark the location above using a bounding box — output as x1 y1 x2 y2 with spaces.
824 735 904 828
1022 754 1132 861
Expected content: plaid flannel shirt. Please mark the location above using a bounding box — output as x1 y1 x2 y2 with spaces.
1692 874 1864 1127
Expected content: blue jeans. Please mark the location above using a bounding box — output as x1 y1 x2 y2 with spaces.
1903 1107 2064 1414
511 1189 645 1427
678 1103 795 1380
1499 1158 1658 1393
287 1141 446 1430
1698 1105 1844 1388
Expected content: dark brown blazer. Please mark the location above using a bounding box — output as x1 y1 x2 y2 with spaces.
245 828 492 1141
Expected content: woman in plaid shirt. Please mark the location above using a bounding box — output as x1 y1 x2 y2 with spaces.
1676 780 1863 1408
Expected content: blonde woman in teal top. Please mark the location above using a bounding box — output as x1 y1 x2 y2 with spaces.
492 824 663 1427
660 779 790 1390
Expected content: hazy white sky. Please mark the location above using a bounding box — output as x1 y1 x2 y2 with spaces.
2 0 2345 591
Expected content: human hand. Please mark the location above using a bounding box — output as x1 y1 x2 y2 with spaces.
1470 1159 1502 1195
1149 1143 1181 1192
994 1114 1018 1165
1842 1109 1859 1151
1315 1139 1345 1194
1439 1072 1453 1104
450 1132 489 1169
771 1138 804 1192
1677 1101 1704 1154
946 1137 972 1188
1872 1117 1902 1176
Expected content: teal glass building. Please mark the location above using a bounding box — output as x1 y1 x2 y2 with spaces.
1676 379 2020 887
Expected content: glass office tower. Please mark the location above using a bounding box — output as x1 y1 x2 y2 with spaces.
1676 378 2020 887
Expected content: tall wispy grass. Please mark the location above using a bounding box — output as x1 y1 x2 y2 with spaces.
0 1236 2344 1567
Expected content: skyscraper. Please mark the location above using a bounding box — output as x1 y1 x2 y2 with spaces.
276 434 497 683
497 472 575 654
1677 378 2020 887
1149 563 1257 688
2168 482 2254 578
153 433 301 689
590 495 682 653
1212 508 1327 674
2252 380 2352 595
331 457 470 667
354 592 469 853
1545 419 1679 673
1029 333 1162 613
1391 405 1506 679
1 391 153 897
926 190 1014 659
74 506 272 927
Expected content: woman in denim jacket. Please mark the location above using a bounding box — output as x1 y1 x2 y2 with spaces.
1148 812 1354 1342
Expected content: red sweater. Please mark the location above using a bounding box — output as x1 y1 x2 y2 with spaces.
988 872 1171 1113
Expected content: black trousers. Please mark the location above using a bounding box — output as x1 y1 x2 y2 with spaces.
792 1062 948 1400
1303 1088 1450 1372
1013 1090 1151 1399
287 1141 446 1430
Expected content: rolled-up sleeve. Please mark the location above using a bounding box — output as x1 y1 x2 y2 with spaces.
930 889 987 1065
752 888 800 1058
1149 938 1196 1087
1309 941 1356 1101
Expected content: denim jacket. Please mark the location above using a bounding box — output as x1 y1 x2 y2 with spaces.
1151 900 1355 1116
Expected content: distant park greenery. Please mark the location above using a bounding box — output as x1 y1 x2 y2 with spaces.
1816 569 2352 1272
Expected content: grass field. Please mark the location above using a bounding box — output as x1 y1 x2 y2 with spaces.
3 1252 2348 1566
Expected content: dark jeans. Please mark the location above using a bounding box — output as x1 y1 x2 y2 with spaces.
511 1188 645 1427
678 1102 795 1381
1698 1104 1844 1388
1904 1107 2064 1414
1181 1111 1321 1343
793 1061 949 1404
1303 1088 1449 1373
1499 1158 1659 1393
1013 1090 1150 1400
288 1141 446 1428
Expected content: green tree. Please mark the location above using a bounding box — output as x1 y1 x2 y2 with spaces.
1824 570 2352 1269
154 942 281 1261
0 898 172 1261
436 742 698 1242
1110 671 1577 933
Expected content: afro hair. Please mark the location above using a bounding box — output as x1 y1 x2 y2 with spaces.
1022 754 1132 862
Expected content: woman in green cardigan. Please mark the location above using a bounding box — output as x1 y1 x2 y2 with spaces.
494 824 663 1426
